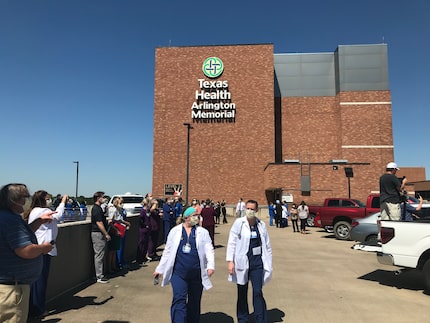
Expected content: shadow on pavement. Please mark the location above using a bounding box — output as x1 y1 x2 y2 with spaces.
267 308 286 322
200 308 285 323
201 312 234 323
358 269 424 291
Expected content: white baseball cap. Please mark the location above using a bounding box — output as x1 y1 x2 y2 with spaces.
386 162 399 170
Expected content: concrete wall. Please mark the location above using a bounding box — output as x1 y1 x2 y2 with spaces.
46 215 140 301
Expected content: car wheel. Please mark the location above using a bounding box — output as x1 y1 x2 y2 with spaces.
307 214 315 227
365 234 378 243
334 221 351 240
423 259 430 293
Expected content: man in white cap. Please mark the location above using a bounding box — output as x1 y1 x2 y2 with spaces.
379 162 407 220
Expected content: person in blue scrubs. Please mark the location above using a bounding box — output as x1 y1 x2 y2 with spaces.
154 207 215 323
268 202 276 226
226 199 273 323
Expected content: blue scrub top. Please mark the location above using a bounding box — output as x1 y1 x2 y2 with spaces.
247 224 263 269
174 226 201 279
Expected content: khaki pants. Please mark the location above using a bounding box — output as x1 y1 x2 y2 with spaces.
0 283 30 323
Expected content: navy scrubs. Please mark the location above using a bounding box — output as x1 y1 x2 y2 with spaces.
237 224 267 323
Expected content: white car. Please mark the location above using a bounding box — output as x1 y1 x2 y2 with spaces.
109 193 144 216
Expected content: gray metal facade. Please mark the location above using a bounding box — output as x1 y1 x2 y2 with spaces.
274 44 389 97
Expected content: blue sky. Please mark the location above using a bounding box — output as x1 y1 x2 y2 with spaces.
1 0 429 198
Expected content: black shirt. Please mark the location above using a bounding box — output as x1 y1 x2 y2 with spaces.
380 173 401 204
91 204 108 232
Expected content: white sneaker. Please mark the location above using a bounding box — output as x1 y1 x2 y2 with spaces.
97 277 109 283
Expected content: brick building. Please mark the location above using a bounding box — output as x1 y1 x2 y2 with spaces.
152 43 415 206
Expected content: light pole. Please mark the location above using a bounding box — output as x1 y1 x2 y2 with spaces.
73 161 79 198
183 123 193 207
344 167 353 199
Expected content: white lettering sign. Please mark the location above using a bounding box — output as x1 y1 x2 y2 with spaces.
191 79 236 122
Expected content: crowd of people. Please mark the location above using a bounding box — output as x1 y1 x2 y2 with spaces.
1 164 419 322
267 199 309 234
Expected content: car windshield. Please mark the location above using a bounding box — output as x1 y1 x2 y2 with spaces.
122 196 143 204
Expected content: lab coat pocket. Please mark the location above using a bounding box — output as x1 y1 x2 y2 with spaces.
234 255 248 271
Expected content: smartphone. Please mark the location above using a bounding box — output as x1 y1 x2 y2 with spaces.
50 240 56 245
415 192 421 199
154 275 159 285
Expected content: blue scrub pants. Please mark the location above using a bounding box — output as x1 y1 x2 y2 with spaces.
170 272 203 323
117 235 126 268
237 266 267 323
164 220 171 244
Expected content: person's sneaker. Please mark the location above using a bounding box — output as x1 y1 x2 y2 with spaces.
97 277 109 284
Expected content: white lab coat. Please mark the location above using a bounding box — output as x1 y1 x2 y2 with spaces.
155 224 215 290
28 203 65 256
226 217 273 285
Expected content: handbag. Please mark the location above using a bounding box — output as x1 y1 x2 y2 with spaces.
114 222 126 238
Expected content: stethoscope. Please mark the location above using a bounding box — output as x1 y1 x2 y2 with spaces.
238 219 260 240
181 226 196 241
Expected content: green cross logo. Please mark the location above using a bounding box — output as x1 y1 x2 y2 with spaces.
202 57 224 78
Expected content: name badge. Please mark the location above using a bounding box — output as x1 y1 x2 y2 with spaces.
252 246 262 256
251 231 257 239
182 243 191 254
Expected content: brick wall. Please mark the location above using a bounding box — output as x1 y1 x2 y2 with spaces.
153 44 275 205
153 44 418 206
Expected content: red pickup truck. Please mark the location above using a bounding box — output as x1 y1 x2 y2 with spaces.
311 194 380 240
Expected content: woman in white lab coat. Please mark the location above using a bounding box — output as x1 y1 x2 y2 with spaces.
154 206 215 323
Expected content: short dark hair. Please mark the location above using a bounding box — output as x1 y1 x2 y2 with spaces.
246 199 258 209
93 191 105 203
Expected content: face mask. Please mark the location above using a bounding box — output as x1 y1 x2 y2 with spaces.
46 199 53 208
245 209 256 219
119 203 124 208
190 215 199 226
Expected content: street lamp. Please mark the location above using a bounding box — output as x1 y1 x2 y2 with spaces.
183 123 193 207
73 161 79 198
344 167 353 198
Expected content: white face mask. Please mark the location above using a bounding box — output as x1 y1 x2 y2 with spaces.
189 215 200 226
46 198 53 208
245 209 256 219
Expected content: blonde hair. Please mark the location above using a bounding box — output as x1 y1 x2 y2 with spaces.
113 197 124 208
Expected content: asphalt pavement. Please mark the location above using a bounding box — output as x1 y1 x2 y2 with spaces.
31 219 430 323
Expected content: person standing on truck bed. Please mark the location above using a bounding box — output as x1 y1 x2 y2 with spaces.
379 162 407 221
